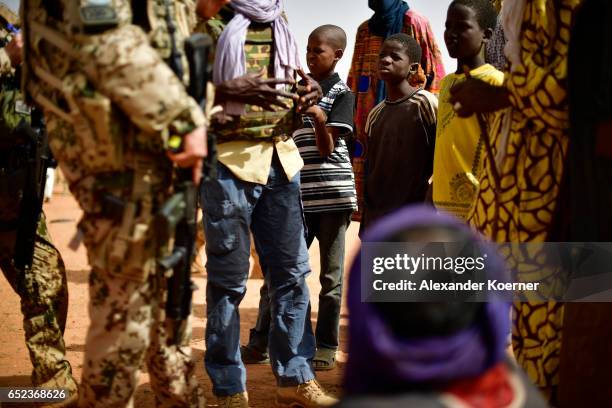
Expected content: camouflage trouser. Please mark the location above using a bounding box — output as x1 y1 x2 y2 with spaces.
78 215 205 408
0 214 78 394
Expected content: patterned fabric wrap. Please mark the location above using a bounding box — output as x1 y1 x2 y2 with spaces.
467 0 584 398
486 17 508 70
0 214 78 395
202 12 297 143
347 9 445 221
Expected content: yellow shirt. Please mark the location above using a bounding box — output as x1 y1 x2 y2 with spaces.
433 64 504 219
217 139 304 185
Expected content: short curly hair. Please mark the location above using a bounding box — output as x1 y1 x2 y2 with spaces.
310 24 348 51
384 33 422 64
449 0 498 31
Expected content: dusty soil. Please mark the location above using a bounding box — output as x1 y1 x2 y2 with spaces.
0 194 361 407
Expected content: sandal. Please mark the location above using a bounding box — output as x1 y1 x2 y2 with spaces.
240 344 270 364
312 348 336 371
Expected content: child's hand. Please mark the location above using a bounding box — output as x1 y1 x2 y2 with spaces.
303 105 327 123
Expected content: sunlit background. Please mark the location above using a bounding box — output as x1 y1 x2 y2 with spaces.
285 0 455 80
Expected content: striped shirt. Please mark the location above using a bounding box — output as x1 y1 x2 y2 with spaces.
293 73 357 213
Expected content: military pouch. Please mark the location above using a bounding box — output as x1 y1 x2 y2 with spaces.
104 159 158 282
73 87 125 173
0 84 32 149
79 3 119 33
103 195 154 282
33 70 125 175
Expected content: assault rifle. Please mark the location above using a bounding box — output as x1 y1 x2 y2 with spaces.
156 32 214 344
13 108 53 271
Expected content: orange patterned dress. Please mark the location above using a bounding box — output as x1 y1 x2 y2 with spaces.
467 0 583 398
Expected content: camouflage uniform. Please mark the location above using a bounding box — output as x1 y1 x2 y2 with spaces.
0 10 78 397
0 217 77 393
22 1 206 407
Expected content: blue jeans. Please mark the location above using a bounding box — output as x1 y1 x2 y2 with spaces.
201 153 315 396
248 210 352 352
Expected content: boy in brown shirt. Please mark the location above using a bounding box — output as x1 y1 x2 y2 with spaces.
362 33 438 231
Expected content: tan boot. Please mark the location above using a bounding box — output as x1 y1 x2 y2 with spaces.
276 379 338 408
40 393 78 408
217 391 249 408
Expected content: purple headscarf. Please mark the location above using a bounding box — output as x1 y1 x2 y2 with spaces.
213 0 301 115
344 205 510 394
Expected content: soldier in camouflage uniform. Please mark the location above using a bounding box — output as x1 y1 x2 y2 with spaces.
0 4 78 405
21 0 220 406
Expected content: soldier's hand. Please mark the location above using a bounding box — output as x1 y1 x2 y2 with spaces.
6 32 23 67
296 68 323 113
167 126 208 185
215 73 298 111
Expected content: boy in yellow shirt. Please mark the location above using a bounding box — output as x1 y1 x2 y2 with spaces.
433 0 503 219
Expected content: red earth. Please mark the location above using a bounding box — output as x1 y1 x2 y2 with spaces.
0 193 362 407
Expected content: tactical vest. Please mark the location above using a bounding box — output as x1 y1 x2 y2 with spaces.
0 70 31 225
134 0 195 83
202 9 297 143
0 76 31 148
22 0 192 178
19 0 201 231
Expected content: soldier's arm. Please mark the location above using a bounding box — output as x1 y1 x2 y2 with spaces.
79 24 205 144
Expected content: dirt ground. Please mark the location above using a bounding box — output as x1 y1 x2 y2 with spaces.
0 193 362 407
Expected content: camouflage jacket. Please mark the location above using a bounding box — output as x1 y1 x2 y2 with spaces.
199 7 297 142
21 0 204 212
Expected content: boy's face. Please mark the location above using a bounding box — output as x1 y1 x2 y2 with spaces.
306 34 341 79
444 4 486 60
196 0 231 19
378 40 416 83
